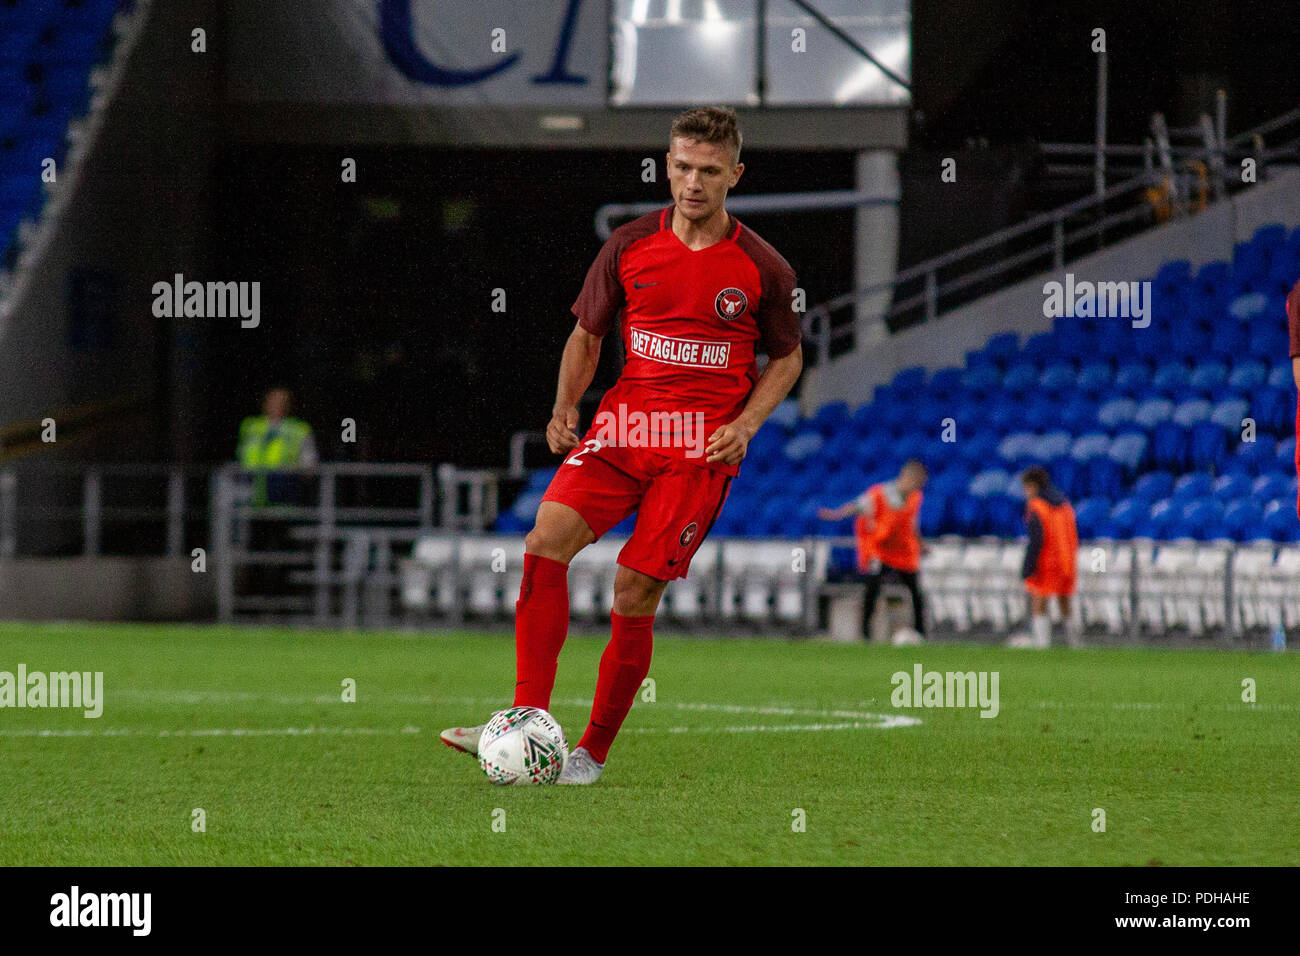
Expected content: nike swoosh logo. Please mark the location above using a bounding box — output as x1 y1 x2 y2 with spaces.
634 281 658 289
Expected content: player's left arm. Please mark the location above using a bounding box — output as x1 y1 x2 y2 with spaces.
705 345 803 465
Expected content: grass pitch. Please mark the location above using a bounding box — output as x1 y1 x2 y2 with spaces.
0 622 1295 866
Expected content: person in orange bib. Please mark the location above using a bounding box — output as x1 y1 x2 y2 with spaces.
1018 465 1080 648
819 460 928 640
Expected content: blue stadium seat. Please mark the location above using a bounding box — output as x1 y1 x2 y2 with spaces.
1076 361 1112 396
1228 360 1268 392
1038 362 1075 395
1113 362 1152 396
1188 361 1228 396
1177 498 1225 541
1254 385 1293 435
1133 471 1174 502
1002 361 1038 394
1138 498 1175 539
1154 259 1191 287
1267 362 1293 389
891 366 926 395
1209 397 1250 431
1248 320 1289 361
1171 398 1212 427
1172 473 1213 503
808 401 849 436
1222 499 1264 542
996 431 1034 465
926 367 963 401
1073 497 1113 538
1211 319 1250 359
1027 395 1070 432
969 468 1012 499
1232 435 1277 476
1037 430 1073 461
1133 397 1173 430
1152 362 1191 396
918 492 949 537
1108 433 1147 474
1133 323 1171 362
1020 332 1056 365
985 331 1019 364
782 432 824 464
1212 473 1251 503
962 364 1000 395
1108 497 1145 537
1253 473 1290 503
1277 435 1297 471
1262 499 1298 542
1096 397 1137 431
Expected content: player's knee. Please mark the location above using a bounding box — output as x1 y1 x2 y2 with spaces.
613 575 665 616
523 525 551 556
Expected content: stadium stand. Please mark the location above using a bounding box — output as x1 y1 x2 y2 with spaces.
0 0 125 271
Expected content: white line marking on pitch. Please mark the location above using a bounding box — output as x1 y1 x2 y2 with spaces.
1 697 920 735
0 726 421 738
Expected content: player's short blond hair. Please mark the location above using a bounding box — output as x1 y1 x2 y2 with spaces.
670 106 742 165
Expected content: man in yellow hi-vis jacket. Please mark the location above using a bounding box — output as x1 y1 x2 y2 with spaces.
236 388 318 506
235 388 318 597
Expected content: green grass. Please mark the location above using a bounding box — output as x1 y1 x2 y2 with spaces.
0 622 1296 866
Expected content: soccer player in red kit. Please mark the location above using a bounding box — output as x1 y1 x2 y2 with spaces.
440 107 804 783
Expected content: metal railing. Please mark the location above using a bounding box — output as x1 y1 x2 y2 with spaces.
210 462 505 623
0 463 208 558
802 101 1300 365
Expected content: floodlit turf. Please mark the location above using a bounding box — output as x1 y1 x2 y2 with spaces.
0 622 1296 866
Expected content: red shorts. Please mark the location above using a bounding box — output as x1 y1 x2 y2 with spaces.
541 438 732 581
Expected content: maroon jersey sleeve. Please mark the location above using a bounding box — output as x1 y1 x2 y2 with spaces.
735 226 802 360
571 211 664 337
571 234 625 337
1288 277 1300 358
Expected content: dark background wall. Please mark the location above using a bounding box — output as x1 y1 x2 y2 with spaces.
202 146 856 469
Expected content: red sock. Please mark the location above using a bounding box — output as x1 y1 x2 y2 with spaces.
513 553 570 709
577 612 654 764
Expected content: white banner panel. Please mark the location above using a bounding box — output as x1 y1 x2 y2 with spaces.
226 0 607 105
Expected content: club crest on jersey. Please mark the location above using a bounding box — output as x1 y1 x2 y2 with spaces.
714 287 748 321
679 521 699 548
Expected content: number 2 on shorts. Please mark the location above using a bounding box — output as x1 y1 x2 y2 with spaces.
564 438 602 466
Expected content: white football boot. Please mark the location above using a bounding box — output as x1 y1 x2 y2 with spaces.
439 710 503 757
556 746 604 785
440 723 487 756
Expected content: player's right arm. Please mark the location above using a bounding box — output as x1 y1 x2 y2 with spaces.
818 491 874 522
547 321 603 455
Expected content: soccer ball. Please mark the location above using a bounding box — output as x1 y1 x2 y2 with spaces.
478 706 568 786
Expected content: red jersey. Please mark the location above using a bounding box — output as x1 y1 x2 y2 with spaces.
571 204 801 477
